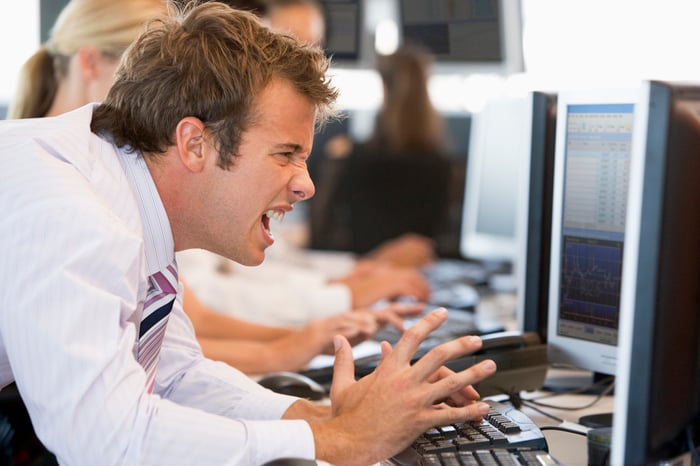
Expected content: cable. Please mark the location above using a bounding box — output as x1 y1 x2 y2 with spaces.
525 379 615 412
539 426 588 437
536 373 615 399
520 399 564 423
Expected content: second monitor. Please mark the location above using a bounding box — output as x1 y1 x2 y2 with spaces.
546 87 640 387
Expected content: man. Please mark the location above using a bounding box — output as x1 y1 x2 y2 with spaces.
178 0 435 328
0 3 496 464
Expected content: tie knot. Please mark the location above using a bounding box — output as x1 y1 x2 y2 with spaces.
150 262 178 296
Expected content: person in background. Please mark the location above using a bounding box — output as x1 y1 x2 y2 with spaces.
183 281 422 374
265 0 325 47
0 3 496 464
310 44 456 256
8 0 168 120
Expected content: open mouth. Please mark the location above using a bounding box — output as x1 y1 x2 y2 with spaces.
262 209 285 238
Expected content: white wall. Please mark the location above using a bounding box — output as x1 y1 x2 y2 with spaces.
0 0 40 110
3 0 700 115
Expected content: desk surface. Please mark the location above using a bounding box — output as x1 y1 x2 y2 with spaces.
496 367 616 466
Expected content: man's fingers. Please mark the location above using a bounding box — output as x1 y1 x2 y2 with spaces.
376 311 405 332
428 366 482 404
429 359 497 404
390 307 449 363
390 302 426 317
329 335 355 397
411 334 484 380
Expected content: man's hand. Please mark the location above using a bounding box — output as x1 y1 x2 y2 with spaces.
335 262 431 308
365 233 437 267
309 307 497 466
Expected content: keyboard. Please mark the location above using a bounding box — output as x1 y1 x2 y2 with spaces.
384 400 561 466
384 448 562 466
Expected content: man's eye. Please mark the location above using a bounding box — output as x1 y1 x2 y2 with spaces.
273 152 293 162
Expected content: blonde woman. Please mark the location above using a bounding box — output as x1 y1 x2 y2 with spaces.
8 0 168 119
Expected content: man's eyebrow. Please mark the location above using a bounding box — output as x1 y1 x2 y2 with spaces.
273 143 305 153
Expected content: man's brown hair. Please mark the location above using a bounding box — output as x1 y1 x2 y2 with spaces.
91 1 337 169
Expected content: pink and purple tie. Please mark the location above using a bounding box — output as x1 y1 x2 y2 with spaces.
137 262 178 393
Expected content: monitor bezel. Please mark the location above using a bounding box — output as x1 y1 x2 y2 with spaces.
611 80 700 465
515 91 557 341
322 0 363 65
546 86 641 377
459 94 534 265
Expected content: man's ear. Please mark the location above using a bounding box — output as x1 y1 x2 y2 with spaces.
76 46 100 81
175 117 208 173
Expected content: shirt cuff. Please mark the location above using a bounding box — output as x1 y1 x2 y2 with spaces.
247 419 315 464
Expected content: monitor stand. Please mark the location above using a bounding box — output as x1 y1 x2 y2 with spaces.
579 412 613 428
543 370 614 394
578 372 615 428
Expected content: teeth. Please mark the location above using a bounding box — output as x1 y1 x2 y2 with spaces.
265 210 285 222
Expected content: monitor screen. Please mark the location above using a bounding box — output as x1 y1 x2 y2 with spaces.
321 0 361 62
398 0 524 75
516 91 557 343
546 88 639 377
612 80 700 465
460 95 533 267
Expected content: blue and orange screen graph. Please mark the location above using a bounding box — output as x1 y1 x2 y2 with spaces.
556 103 635 347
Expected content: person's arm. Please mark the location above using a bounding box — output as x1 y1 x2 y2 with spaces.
183 281 291 341
186 278 423 373
364 233 437 268
195 311 377 373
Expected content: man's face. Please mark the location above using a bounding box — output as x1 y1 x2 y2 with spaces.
195 78 316 265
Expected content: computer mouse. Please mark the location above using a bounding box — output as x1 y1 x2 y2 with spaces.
257 371 327 401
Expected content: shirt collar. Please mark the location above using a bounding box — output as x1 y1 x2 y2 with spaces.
115 146 176 276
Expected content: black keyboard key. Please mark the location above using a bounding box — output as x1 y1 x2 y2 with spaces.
474 450 500 466
384 400 552 465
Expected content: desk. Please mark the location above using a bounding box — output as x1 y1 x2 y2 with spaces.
497 367 616 466
519 392 614 466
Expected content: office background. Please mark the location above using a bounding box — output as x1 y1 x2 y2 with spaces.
3 0 700 119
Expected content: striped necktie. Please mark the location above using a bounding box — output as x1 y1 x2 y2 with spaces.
137 261 178 393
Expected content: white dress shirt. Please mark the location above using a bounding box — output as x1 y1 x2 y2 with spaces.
0 105 315 465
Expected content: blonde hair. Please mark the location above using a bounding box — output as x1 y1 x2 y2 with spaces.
8 0 168 119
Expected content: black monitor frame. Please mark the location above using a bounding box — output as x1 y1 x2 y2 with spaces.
612 80 700 465
397 0 524 75
516 91 557 343
321 0 362 65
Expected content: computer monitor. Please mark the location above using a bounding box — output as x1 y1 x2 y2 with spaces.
546 87 639 380
516 91 557 343
459 95 533 271
398 0 524 75
611 80 700 465
321 0 361 63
